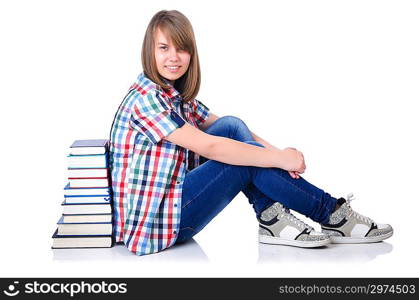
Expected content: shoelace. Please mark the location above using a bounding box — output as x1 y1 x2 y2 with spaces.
279 207 314 232
345 193 374 224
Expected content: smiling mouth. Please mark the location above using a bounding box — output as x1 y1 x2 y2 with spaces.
165 66 181 70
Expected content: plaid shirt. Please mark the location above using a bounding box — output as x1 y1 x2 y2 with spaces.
109 73 210 255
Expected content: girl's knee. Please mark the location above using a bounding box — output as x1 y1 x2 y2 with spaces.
217 115 246 129
207 115 252 141
217 116 251 138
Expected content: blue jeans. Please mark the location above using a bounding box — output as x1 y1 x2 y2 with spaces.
175 116 337 243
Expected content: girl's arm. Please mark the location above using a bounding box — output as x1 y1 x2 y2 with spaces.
198 113 302 178
164 123 306 173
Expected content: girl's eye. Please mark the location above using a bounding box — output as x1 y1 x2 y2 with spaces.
158 46 187 53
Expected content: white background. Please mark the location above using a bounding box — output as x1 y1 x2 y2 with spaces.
0 0 418 277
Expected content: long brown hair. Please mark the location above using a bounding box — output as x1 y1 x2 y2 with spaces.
141 10 200 102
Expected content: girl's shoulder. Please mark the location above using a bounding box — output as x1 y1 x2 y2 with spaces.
128 73 163 97
124 73 172 113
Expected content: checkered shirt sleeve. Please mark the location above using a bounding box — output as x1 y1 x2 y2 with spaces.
191 99 210 126
130 91 186 144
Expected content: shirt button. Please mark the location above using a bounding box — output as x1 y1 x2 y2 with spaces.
174 203 178 207
173 231 177 234
176 181 181 184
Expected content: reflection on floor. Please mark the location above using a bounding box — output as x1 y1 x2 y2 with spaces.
258 242 393 264
52 239 209 263
53 238 393 265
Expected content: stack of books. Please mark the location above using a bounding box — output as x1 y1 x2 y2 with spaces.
52 139 113 249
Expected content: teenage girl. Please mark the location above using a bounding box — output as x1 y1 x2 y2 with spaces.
109 10 393 256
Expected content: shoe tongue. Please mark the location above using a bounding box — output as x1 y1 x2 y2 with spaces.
327 201 350 225
260 203 283 221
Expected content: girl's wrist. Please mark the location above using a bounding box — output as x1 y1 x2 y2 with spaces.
273 149 286 169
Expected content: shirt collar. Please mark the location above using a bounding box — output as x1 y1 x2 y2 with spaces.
137 72 182 102
161 77 181 99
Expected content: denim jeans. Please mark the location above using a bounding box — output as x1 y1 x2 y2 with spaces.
175 116 337 243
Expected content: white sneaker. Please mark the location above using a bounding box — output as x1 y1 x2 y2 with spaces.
258 202 330 248
321 193 393 243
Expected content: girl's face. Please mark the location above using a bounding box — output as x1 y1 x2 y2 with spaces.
154 27 191 84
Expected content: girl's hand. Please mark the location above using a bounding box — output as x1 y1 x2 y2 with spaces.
288 171 301 179
278 147 306 174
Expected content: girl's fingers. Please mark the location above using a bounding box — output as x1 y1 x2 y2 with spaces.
289 171 301 179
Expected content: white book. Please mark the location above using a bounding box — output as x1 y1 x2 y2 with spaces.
52 230 112 248
70 147 107 155
69 178 109 188
62 201 111 214
64 196 111 204
68 154 107 168
57 217 112 235
64 183 110 196
68 168 108 178
62 214 112 223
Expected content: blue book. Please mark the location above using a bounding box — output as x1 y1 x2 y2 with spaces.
69 139 109 155
70 139 109 148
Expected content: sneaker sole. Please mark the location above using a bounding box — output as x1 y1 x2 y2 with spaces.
259 235 331 248
329 230 393 244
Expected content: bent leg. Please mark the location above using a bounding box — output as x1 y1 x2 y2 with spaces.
176 141 337 243
202 116 275 214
